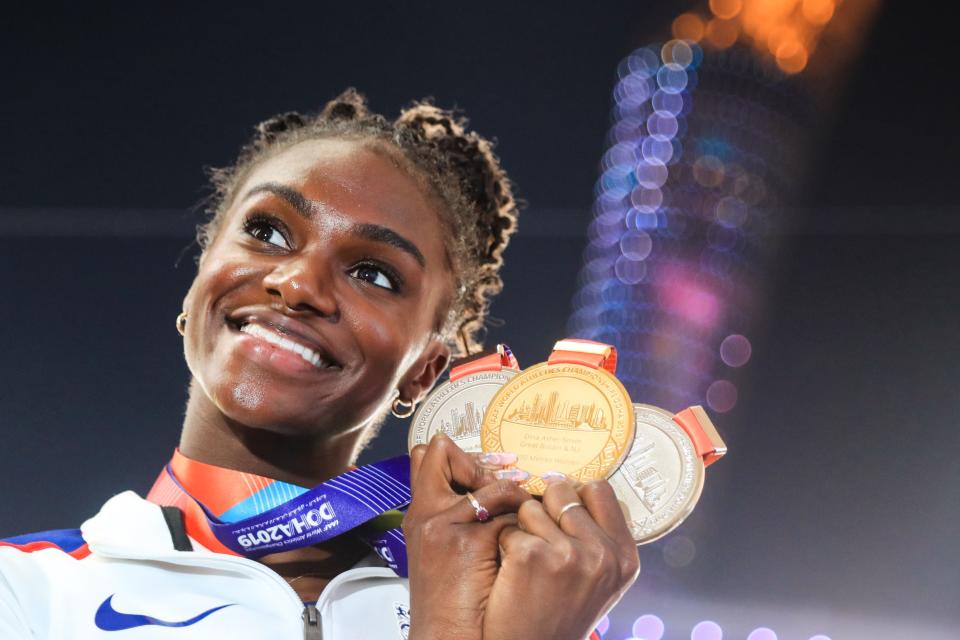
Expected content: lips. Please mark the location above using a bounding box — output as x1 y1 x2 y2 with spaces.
226 306 344 370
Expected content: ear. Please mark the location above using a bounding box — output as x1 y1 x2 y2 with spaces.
397 337 451 405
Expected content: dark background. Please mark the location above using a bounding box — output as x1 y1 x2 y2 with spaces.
2 3 957 639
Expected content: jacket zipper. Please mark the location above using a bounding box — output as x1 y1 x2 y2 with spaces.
302 603 322 639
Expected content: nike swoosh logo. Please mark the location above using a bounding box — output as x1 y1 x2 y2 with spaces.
94 594 234 631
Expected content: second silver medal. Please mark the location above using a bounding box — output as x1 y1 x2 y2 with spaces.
409 368 517 453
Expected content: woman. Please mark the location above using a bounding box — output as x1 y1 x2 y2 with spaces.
0 90 639 639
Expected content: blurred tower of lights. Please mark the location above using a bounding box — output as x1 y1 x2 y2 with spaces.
568 0 880 416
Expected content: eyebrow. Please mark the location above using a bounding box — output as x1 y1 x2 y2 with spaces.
243 182 426 267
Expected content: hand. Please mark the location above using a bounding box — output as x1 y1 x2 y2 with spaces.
403 435 532 640
484 475 641 640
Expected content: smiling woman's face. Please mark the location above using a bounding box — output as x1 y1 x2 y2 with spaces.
182 137 454 438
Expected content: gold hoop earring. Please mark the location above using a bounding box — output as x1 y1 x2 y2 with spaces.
176 311 188 336
391 396 416 419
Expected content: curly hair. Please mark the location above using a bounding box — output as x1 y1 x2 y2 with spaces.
198 89 520 357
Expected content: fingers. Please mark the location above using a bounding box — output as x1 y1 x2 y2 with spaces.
410 433 530 500
577 480 636 552
448 479 534 524
514 499 567 544
412 434 497 502
410 444 428 490
541 476 599 539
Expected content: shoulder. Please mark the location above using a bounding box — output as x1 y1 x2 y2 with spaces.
1 529 91 560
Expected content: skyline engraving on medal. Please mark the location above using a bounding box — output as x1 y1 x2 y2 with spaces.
409 369 517 454
609 404 705 544
621 437 667 512
482 362 635 494
505 390 609 431
438 400 484 439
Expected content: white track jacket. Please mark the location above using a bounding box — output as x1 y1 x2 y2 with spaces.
0 491 412 639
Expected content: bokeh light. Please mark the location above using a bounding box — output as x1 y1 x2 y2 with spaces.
802 0 835 25
632 614 665 640
596 615 610 636
705 18 740 49
719 334 752 367
693 155 725 188
709 0 743 20
621 231 653 260
566 2 856 635
706 379 737 412
672 13 705 42
691 620 724 640
662 534 697 568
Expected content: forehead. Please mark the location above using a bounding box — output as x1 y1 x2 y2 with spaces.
234 137 443 234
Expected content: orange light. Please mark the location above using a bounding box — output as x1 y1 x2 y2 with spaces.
801 0 835 25
776 39 809 73
709 0 743 20
672 12 706 42
705 18 741 49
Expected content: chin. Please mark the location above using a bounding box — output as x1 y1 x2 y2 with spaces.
211 378 375 440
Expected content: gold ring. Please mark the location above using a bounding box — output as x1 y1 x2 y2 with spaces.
556 501 583 526
465 491 490 522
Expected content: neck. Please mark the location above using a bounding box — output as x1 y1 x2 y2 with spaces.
178 378 367 489
176 379 378 600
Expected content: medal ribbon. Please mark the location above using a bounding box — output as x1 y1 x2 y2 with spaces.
673 405 727 467
449 343 519 381
548 338 618 374
147 451 411 576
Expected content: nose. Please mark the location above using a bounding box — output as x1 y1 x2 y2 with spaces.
261 253 339 320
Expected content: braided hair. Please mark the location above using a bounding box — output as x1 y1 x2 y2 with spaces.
199 89 520 357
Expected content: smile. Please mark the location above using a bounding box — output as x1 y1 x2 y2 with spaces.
240 323 330 368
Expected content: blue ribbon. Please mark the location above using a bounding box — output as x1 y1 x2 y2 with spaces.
165 455 411 576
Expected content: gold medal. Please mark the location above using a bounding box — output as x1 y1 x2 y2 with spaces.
609 404 726 544
409 345 519 453
481 339 634 494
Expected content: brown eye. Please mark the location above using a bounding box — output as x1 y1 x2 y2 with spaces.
243 215 290 249
348 263 399 291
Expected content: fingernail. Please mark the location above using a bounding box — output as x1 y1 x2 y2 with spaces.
540 470 568 485
479 452 518 466
494 468 530 482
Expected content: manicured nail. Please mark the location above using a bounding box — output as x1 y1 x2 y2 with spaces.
541 470 568 485
494 468 530 482
479 452 518 466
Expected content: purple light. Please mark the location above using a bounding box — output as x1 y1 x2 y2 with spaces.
652 89 684 115
690 620 723 640
662 39 694 68
746 628 777 640
648 112 679 140
630 187 664 213
615 256 648 284
657 267 721 327
706 379 737 412
642 137 675 163
720 334 752 367
715 195 748 227
632 614 665 640
657 63 688 94
595 615 610 636
808 636 831 640
620 231 653 261
627 208 659 230
626 49 660 76
635 161 669 189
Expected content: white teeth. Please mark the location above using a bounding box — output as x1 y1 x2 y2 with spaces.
239 323 330 369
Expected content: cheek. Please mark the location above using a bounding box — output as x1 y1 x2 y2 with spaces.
183 255 261 374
